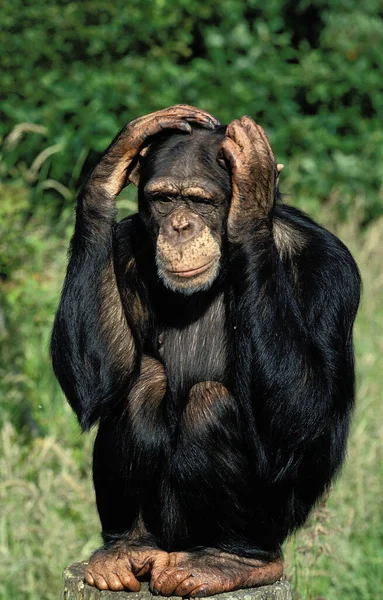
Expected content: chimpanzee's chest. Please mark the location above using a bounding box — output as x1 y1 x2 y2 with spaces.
158 293 229 395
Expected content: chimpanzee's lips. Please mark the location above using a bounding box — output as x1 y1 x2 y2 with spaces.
168 258 216 278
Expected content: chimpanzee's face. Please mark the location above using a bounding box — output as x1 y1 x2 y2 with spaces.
138 128 231 295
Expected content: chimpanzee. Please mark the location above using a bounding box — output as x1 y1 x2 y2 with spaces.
51 105 360 596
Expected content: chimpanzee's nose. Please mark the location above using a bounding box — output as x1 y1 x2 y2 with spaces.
173 216 190 233
163 212 203 244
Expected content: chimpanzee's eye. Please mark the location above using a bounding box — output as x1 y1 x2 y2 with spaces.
154 196 173 204
189 196 216 210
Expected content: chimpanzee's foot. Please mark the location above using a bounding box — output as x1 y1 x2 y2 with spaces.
150 550 283 597
85 545 169 591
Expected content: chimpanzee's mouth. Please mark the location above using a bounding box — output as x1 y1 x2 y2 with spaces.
168 258 216 278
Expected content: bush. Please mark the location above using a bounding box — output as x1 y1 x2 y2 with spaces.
1 0 383 223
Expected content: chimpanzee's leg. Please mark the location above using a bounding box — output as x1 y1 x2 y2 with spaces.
151 381 282 597
86 357 170 591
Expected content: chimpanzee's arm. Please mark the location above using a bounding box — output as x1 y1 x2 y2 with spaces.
50 176 137 429
51 106 219 429
221 118 361 519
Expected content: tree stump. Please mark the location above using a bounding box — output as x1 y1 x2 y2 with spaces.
62 562 292 600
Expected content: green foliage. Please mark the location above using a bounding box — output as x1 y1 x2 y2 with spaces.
1 0 383 222
0 185 74 437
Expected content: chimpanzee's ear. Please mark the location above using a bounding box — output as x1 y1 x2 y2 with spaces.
216 147 229 172
127 146 151 187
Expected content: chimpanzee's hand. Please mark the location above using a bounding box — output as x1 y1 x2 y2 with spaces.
218 116 277 242
90 105 220 197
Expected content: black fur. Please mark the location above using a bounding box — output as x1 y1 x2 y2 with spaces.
51 127 361 562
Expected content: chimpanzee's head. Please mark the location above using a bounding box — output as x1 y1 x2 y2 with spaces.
135 126 231 295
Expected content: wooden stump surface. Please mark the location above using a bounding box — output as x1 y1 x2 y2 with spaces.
62 562 292 600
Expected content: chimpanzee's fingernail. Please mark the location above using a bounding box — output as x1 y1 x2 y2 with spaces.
180 122 192 133
217 157 228 171
195 587 208 597
152 587 159 596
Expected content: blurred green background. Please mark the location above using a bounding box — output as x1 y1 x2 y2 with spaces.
0 1 382 599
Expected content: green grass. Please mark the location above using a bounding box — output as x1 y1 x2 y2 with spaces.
1 198 382 600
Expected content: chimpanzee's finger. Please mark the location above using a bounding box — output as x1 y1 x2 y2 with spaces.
84 569 95 586
149 551 172 587
240 116 276 164
87 571 109 590
158 104 221 125
121 119 192 158
151 567 191 596
130 105 220 129
113 568 141 591
155 119 192 133
174 575 210 597
103 571 125 591
184 115 216 129
189 583 212 597
132 115 217 151
218 136 242 171
225 119 254 157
